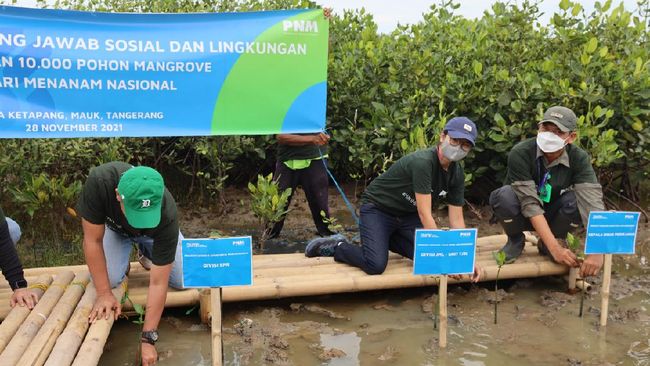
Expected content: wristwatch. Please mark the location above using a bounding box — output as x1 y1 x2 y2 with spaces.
141 330 159 345
12 279 27 290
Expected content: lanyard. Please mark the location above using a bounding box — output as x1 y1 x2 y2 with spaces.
536 158 551 194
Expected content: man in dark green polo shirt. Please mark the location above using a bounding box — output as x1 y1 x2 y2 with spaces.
268 132 335 239
489 106 605 277
305 117 480 280
77 161 183 365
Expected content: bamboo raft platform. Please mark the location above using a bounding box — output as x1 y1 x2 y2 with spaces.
0 234 570 365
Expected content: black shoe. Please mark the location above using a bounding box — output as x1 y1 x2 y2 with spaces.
500 234 525 263
305 234 347 257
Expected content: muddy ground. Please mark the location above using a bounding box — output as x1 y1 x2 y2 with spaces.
100 185 650 366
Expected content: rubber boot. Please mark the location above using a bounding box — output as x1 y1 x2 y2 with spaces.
498 215 528 263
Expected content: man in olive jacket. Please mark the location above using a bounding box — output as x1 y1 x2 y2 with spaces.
489 106 604 277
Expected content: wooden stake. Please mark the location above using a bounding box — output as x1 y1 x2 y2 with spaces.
600 254 613 327
211 288 223 366
568 267 578 291
17 271 91 366
438 275 447 348
0 274 53 354
199 289 211 324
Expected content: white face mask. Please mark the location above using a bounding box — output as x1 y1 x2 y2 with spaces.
536 131 568 153
440 139 468 162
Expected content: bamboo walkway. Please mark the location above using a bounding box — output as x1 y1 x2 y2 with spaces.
0 234 569 365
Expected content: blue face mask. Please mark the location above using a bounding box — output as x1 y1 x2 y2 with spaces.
440 138 468 162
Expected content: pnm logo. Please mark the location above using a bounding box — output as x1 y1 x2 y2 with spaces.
282 20 319 33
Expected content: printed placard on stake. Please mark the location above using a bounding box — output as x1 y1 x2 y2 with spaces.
582 211 640 327
181 237 253 288
413 229 477 275
413 228 477 348
584 211 640 255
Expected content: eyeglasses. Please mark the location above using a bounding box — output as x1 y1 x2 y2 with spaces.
448 136 473 152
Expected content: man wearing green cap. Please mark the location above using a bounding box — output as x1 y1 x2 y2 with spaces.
77 161 183 366
489 106 605 278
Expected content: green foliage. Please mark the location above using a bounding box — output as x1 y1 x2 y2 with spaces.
320 210 342 233
493 250 507 267
566 232 585 260
121 292 145 325
248 174 292 247
326 0 649 196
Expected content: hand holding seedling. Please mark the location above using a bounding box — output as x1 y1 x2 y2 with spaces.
565 233 603 277
580 254 604 277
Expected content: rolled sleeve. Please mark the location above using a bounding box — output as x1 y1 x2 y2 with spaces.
511 180 544 218
574 182 604 225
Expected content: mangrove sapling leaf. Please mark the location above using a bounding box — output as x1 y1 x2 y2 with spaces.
493 250 507 324
185 305 198 315
566 233 587 317
320 210 343 233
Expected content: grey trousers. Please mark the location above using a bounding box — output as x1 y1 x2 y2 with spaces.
489 185 581 239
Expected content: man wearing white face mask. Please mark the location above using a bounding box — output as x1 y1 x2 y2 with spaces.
305 117 481 281
489 106 605 277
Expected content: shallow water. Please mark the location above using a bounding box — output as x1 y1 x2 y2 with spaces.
100 264 650 366
101 200 650 366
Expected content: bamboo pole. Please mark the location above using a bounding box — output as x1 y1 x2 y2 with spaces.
600 254 613 327
567 268 578 291
211 288 222 366
0 274 53 354
17 272 91 366
439 275 447 348
70 280 127 366
0 271 75 365
199 289 211 324
44 284 97 366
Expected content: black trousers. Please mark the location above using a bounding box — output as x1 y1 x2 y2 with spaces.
334 203 421 275
489 185 581 239
269 159 333 238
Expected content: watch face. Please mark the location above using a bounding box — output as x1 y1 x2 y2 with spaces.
143 330 159 342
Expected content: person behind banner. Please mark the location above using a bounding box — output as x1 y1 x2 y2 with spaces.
489 106 605 277
267 132 336 239
304 117 481 281
77 162 184 366
0 207 39 309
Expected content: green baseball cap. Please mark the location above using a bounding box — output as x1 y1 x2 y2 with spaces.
539 106 577 132
117 166 164 229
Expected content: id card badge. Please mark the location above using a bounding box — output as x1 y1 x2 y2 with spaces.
539 183 552 203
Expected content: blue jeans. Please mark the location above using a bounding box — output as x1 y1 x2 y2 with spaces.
334 203 422 275
103 226 184 289
6 217 21 245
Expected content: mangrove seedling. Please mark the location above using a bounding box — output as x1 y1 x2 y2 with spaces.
566 232 587 317
320 210 343 233
121 291 146 325
493 250 507 324
248 173 292 251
